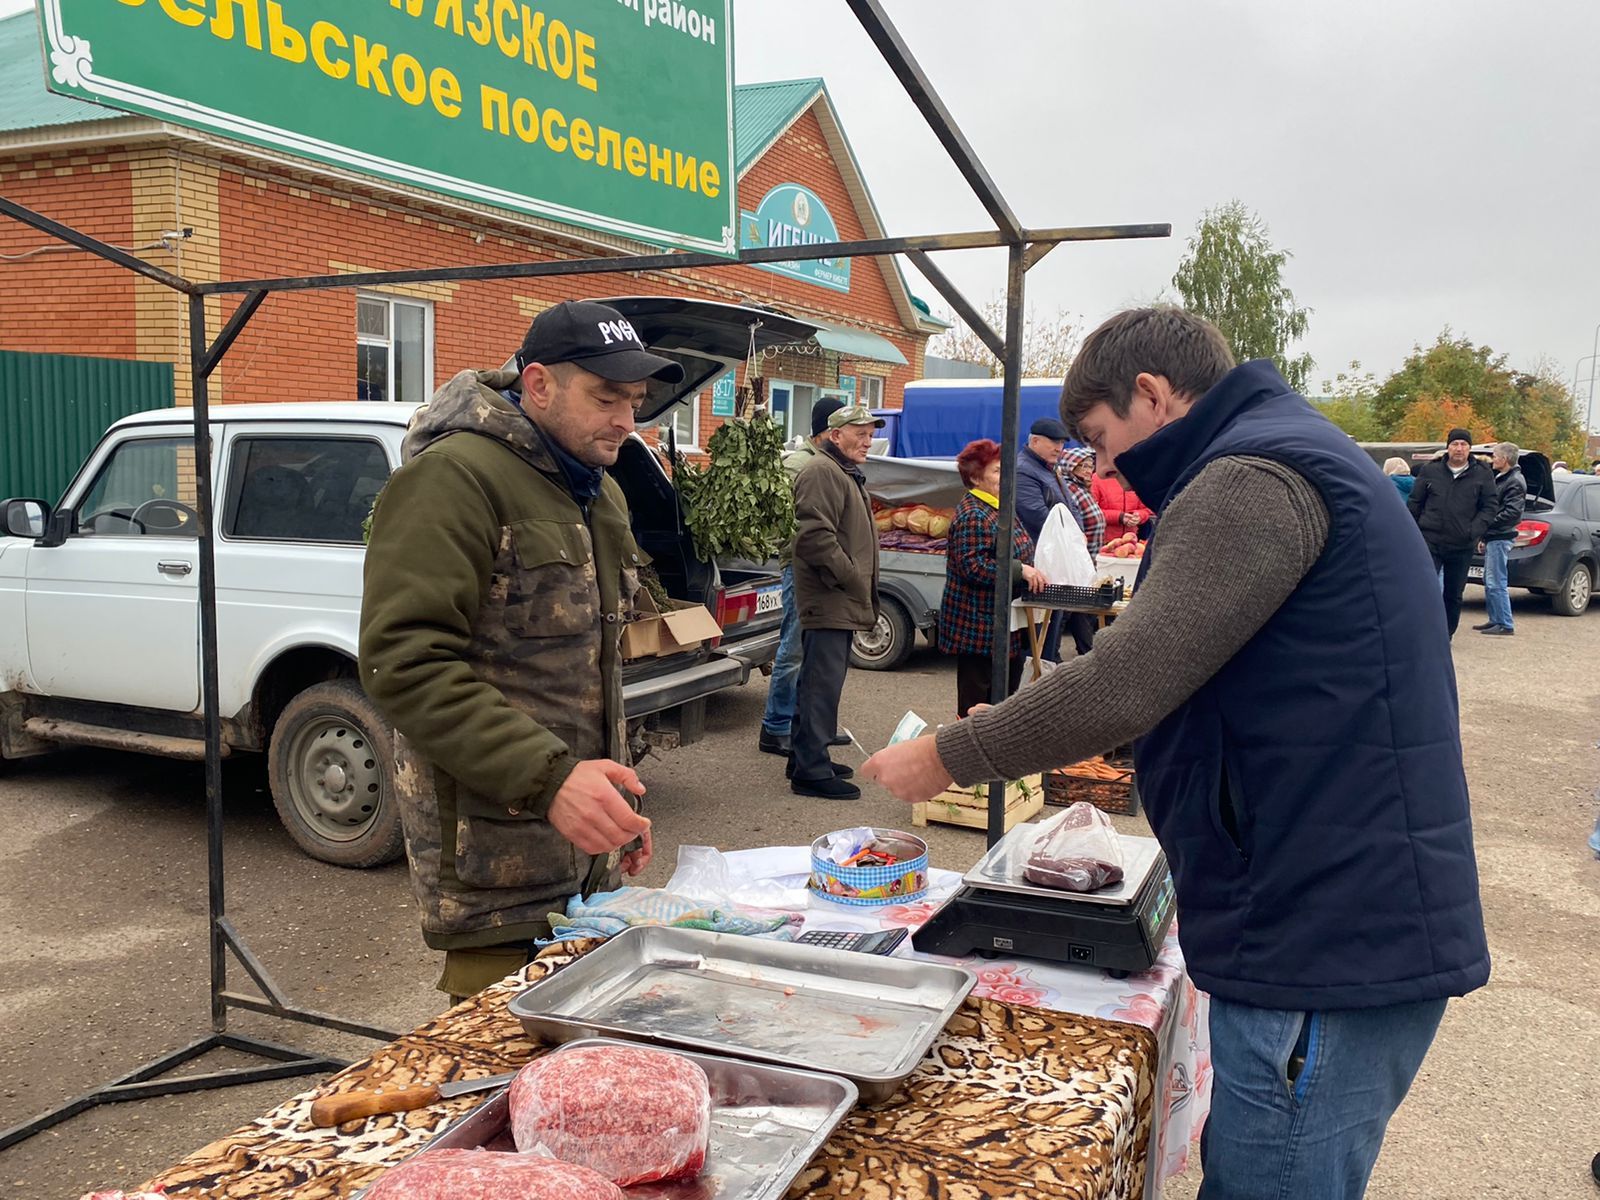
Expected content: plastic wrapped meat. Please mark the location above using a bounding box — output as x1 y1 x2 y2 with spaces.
1023 802 1126 892
509 1045 711 1186
362 1149 625 1200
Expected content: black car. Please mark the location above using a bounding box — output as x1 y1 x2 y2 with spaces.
1468 468 1600 616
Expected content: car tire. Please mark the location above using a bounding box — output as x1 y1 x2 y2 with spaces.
1551 561 1594 617
851 599 914 671
267 680 404 868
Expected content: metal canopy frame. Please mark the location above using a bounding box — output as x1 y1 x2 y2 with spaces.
0 0 1166 1153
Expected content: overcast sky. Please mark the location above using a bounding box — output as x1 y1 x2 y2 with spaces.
6 0 1599 402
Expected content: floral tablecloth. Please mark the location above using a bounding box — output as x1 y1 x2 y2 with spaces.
675 846 1212 1198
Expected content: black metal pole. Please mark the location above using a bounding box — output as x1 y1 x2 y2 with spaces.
987 244 1027 847
188 294 229 1032
192 223 1172 296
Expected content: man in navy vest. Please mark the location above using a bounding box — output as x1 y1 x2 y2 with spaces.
863 308 1490 1200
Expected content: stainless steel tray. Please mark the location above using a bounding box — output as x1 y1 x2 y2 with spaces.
415 1039 858 1200
508 926 974 1104
964 825 1163 906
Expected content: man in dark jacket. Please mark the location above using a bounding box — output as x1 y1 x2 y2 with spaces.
788 404 883 799
1407 427 1496 636
865 308 1488 1199
360 301 672 1000
1015 417 1071 661
1473 441 1527 636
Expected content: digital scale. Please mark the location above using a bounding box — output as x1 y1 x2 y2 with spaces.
913 828 1175 975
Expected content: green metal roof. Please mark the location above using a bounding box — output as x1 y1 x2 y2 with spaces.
812 320 908 365
733 77 823 173
0 11 128 134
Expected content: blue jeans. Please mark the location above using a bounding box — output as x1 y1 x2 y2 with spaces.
1199 995 1447 1200
1588 808 1600 858
761 567 801 736
1484 538 1513 630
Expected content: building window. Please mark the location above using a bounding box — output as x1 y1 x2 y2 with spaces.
857 375 884 407
356 294 432 404
668 400 699 451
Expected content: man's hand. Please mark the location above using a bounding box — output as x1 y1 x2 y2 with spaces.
547 759 649 857
1021 563 1048 593
620 825 653 878
859 736 954 805
1477 541 1486 555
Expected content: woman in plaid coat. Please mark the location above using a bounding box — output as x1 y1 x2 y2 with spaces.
938 439 1047 717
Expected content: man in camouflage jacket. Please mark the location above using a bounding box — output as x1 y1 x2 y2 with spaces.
360 301 681 1000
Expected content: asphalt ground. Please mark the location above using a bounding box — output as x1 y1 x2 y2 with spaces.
2 586 1597 1198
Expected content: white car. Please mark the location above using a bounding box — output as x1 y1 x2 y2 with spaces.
0 298 813 866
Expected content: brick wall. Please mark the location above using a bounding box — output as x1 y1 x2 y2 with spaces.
0 102 931 433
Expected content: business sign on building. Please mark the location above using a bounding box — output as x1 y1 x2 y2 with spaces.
35 0 737 255
738 183 850 293
710 373 736 417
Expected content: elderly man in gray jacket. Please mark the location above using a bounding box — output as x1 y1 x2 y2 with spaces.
1473 441 1526 636
788 404 883 799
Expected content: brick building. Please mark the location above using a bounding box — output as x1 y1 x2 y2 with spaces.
0 12 943 450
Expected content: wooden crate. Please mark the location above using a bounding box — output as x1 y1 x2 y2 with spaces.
913 774 1044 832
1044 764 1140 817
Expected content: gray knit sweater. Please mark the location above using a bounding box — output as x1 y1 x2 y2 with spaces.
935 456 1332 785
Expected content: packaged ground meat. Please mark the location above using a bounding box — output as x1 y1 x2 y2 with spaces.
363 1148 625 1200
509 1045 711 1186
1024 802 1125 892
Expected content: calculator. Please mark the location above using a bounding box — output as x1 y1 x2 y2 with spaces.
796 927 909 955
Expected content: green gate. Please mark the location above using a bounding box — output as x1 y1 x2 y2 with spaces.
0 350 174 504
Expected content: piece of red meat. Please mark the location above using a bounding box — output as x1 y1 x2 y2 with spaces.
363 1148 624 1200
509 1045 711 1186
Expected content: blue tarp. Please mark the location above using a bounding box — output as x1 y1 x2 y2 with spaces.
891 380 1072 458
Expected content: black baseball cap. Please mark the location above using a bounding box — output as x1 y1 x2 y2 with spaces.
516 300 684 384
1030 417 1071 440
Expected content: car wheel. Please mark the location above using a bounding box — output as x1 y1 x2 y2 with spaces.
268 679 404 868
1551 561 1593 617
851 599 914 671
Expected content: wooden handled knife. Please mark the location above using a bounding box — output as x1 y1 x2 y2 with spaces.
309 1071 516 1127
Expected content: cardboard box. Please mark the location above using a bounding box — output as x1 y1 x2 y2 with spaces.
912 773 1044 833
621 592 723 660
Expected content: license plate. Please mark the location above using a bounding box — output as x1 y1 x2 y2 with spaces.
1467 566 1484 582
754 586 784 615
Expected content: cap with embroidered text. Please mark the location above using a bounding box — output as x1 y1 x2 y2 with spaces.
517 300 684 384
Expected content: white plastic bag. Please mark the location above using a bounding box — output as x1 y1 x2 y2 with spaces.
1033 503 1097 587
1024 802 1125 892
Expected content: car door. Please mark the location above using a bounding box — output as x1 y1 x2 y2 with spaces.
213 426 396 711
24 432 203 710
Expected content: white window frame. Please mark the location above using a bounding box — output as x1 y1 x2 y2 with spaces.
356 292 434 404
857 374 884 407
668 399 700 452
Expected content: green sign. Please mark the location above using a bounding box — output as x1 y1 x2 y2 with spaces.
37 0 736 255
837 374 856 400
710 373 736 417
739 183 850 292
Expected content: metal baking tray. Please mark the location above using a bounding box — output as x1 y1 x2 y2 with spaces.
411 1039 857 1200
964 825 1163 907
508 926 974 1104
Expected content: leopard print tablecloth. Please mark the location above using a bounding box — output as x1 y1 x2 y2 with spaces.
142 941 1157 1200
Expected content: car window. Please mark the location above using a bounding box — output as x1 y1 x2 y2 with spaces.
75 436 199 537
226 436 391 543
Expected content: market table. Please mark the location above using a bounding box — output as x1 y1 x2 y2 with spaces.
136 850 1209 1200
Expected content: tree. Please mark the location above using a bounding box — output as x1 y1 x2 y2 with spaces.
1370 331 1587 459
1314 361 1383 441
927 296 1082 378
1370 331 1515 437
1171 201 1314 392
1394 395 1497 444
